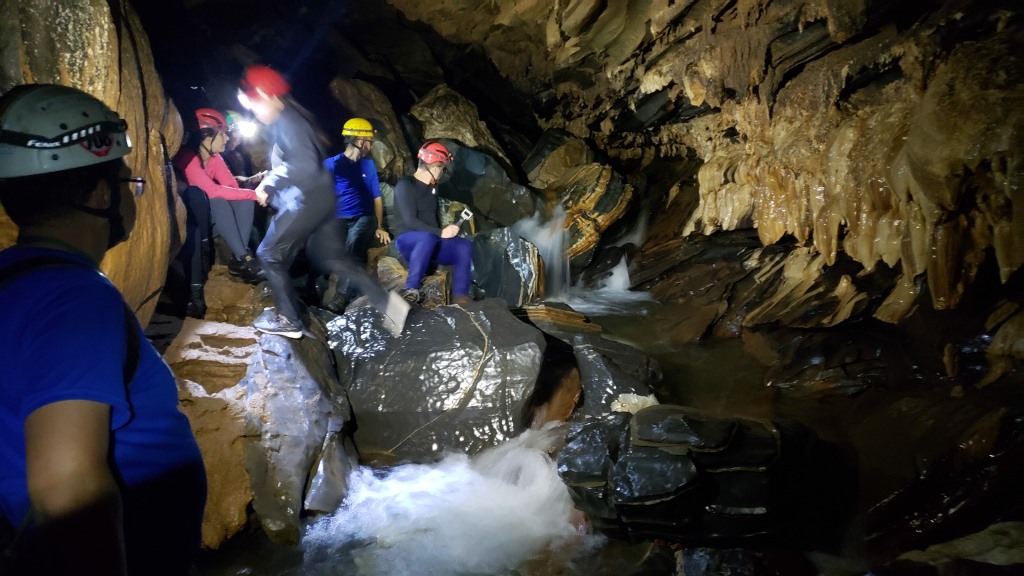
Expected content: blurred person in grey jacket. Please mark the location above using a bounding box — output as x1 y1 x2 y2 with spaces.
238 64 409 338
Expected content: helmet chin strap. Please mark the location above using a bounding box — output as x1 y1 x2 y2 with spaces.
71 184 128 249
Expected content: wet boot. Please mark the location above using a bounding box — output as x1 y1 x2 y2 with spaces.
185 284 207 319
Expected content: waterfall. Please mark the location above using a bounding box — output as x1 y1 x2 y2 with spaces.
511 207 571 297
507 206 653 316
301 424 602 575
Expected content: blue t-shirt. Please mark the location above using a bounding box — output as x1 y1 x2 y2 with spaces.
0 247 206 546
324 153 381 219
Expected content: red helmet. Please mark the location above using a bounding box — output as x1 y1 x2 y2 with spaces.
240 65 291 100
417 141 452 166
195 108 227 131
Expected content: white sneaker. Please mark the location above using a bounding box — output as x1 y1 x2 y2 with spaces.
253 312 303 339
381 290 410 337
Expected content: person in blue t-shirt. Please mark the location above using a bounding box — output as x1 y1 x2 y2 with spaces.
0 84 206 575
314 117 391 311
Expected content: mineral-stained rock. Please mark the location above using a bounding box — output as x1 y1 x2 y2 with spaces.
0 0 183 327
557 164 634 273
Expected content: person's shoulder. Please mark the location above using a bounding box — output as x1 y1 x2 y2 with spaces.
0 253 122 311
394 176 413 193
325 152 345 168
208 154 232 171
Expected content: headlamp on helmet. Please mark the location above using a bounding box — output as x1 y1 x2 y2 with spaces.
238 65 291 107
0 84 131 178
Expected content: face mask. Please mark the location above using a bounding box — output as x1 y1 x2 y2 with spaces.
73 178 129 249
105 190 129 249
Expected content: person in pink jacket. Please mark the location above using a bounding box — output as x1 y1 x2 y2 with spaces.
172 108 267 315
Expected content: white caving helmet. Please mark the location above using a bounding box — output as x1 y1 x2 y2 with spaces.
0 84 131 179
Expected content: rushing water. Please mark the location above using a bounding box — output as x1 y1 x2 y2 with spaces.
197 424 677 576
300 424 598 575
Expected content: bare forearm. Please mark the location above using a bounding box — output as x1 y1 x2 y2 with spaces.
25 399 127 575
374 197 384 229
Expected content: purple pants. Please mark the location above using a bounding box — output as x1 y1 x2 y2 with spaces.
395 231 473 296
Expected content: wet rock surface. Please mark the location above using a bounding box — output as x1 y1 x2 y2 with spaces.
326 298 547 462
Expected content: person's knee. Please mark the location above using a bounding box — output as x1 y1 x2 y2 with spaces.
255 245 280 267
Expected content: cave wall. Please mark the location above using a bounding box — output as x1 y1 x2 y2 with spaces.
386 0 1023 320
0 0 184 326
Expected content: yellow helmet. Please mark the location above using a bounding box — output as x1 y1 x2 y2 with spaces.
341 117 375 138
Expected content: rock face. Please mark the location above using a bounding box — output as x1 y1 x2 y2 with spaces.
0 0 184 326
384 0 1023 324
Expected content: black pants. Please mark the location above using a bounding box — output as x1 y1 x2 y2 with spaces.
177 186 212 286
256 184 387 324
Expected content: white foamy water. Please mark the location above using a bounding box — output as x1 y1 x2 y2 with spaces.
547 256 655 317
511 208 570 297
301 424 602 575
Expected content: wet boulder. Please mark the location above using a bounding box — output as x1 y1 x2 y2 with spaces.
327 298 547 462
438 140 540 229
240 317 352 544
572 333 662 419
557 405 854 549
471 228 543 307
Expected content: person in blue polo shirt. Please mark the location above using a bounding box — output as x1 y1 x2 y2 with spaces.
314 117 391 311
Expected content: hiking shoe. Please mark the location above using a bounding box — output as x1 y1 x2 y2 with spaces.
185 283 207 318
185 298 207 319
399 288 420 304
253 313 303 339
229 254 266 284
452 295 472 306
381 290 411 337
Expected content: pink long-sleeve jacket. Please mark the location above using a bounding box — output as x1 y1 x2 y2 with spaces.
172 148 257 201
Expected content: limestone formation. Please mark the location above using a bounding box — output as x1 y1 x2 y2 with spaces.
386 0 1023 328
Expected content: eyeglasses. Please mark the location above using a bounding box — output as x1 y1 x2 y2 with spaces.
120 177 145 197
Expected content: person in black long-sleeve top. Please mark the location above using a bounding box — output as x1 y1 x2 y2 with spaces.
392 141 473 305
238 65 409 337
